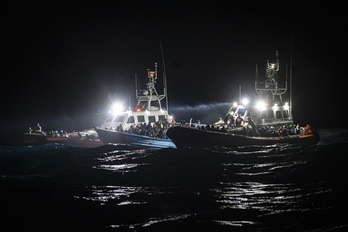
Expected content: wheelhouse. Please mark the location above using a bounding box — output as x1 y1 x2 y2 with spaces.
100 62 171 131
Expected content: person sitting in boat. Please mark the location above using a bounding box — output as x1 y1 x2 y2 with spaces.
34 123 42 132
224 114 230 125
194 120 201 128
235 115 243 127
153 125 160 137
281 125 288 136
305 124 312 134
139 123 146 135
145 122 153 136
119 125 124 132
27 127 33 133
77 132 82 138
135 124 141 134
296 123 300 134
128 125 134 133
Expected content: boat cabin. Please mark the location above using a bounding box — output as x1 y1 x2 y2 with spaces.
100 109 169 131
226 103 292 128
100 63 171 131
225 51 293 128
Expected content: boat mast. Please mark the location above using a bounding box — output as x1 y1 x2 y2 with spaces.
135 74 138 100
290 32 293 115
239 85 242 104
160 41 168 112
255 51 287 104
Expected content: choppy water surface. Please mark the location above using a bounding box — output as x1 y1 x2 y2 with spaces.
1 129 348 231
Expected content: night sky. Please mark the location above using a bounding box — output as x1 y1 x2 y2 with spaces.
1 1 347 144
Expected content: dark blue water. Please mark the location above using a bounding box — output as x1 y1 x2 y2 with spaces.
1 129 348 231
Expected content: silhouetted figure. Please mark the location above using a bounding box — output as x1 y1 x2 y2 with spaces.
235 115 243 127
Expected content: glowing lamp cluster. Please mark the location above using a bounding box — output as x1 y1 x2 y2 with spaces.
109 103 124 114
256 101 267 110
284 102 289 109
242 98 250 106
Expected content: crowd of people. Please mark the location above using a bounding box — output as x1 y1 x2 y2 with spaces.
106 120 172 139
190 113 310 138
257 123 302 137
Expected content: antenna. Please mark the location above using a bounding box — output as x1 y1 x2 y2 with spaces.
160 41 168 112
290 31 293 115
239 85 242 104
128 95 131 111
135 73 138 100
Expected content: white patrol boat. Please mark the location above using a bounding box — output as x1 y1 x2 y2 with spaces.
96 63 176 149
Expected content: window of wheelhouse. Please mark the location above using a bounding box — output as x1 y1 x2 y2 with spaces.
267 109 274 118
137 115 145 123
158 115 166 122
127 116 135 123
237 108 246 116
150 100 160 109
148 116 156 123
261 111 266 119
276 111 282 119
283 110 289 118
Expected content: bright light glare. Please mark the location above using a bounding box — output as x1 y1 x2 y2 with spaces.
256 101 265 109
233 102 238 107
242 98 250 106
111 103 123 114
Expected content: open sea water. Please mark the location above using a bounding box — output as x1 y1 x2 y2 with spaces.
1 129 348 231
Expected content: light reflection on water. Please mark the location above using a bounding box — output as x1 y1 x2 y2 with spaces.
71 143 345 230
77 185 146 205
107 213 193 229
214 182 303 211
93 163 148 172
214 220 258 227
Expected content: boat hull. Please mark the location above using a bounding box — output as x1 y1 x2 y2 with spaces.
167 126 320 148
96 129 176 149
22 133 103 148
22 133 69 145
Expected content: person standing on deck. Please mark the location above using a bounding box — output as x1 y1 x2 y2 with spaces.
235 115 243 127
